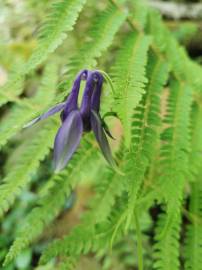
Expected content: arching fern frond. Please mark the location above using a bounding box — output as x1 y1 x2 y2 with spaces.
147 9 202 92
0 0 86 107
125 51 169 227
156 79 192 249
40 222 95 265
111 32 151 146
40 195 127 266
68 3 127 73
184 180 202 270
26 0 86 72
3 138 99 265
3 167 71 266
58 3 127 97
153 213 181 270
58 257 77 270
0 63 57 148
132 0 148 30
89 142 126 223
0 59 25 107
0 120 58 217
189 104 202 180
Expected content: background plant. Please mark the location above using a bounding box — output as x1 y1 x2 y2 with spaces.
0 0 202 269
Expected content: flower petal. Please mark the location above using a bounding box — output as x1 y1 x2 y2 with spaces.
90 72 103 112
54 110 83 172
62 70 88 122
23 102 66 128
91 110 117 169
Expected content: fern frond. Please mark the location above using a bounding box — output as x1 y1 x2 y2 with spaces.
125 52 169 226
153 213 181 270
147 11 167 54
69 4 126 71
132 0 148 30
58 3 127 95
157 79 193 235
189 104 202 179
58 257 77 270
38 144 126 265
0 59 25 107
147 9 202 91
40 223 95 265
4 138 99 265
89 142 126 223
3 168 70 266
40 196 127 265
111 32 151 146
0 120 58 217
91 169 125 223
147 10 184 76
26 0 86 72
184 180 202 270
0 63 57 148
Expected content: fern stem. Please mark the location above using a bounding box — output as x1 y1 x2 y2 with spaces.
134 212 144 270
108 0 142 32
96 69 115 95
108 0 183 83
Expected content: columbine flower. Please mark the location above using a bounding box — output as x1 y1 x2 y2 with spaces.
25 69 117 172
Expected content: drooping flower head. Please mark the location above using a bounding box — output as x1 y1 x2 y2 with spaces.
25 69 118 172
54 70 99 171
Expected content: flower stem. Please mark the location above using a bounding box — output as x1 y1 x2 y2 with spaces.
96 70 115 95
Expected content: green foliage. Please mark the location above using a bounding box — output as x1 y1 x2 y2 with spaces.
112 32 151 146
4 138 99 265
0 63 57 148
184 180 202 270
0 120 58 217
67 3 127 76
0 59 25 107
58 2 127 98
0 0 202 269
189 104 202 178
153 213 181 270
125 51 169 227
26 0 87 72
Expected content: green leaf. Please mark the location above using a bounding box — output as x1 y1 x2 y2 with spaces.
112 32 151 146
26 0 87 72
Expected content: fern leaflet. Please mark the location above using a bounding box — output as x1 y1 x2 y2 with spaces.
184 180 202 270
0 64 57 148
57 3 127 102
4 139 99 265
153 213 181 270
26 0 86 72
111 32 151 146
0 59 25 107
0 120 58 217
125 52 169 227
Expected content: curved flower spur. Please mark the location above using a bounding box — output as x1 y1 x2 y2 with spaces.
24 69 120 173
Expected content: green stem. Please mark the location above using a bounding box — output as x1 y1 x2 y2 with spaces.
134 212 144 270
96 69 115 95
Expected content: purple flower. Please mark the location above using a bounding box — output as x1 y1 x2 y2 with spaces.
25 70 117 172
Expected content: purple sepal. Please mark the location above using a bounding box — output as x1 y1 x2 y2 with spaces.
23 102 66 128
91 109 116 169
90 72 103 112
54 110 83 172
62 69 88 122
